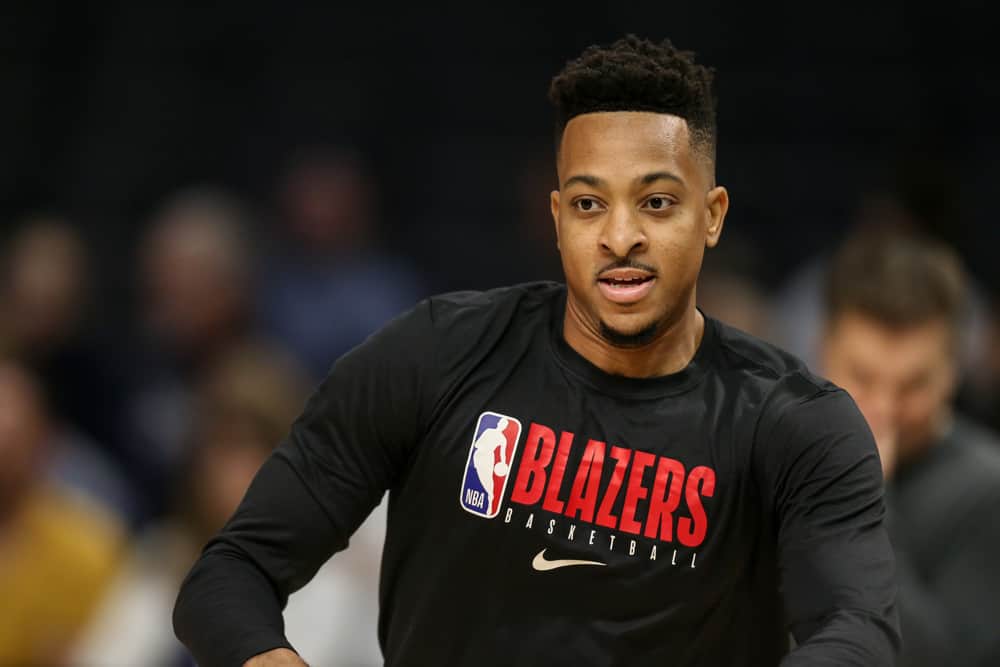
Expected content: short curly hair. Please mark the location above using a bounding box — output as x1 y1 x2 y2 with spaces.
549 34 717 164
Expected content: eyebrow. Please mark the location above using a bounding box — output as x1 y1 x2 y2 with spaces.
641 171 685 187
561 171 686 190
562 174 602 189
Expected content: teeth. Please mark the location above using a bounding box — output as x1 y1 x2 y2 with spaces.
600 273 653 285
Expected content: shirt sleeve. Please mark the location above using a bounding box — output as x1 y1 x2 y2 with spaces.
173 299 438 667
754 374 901 666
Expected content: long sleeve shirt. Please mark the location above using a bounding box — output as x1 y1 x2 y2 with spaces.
174 281 900 666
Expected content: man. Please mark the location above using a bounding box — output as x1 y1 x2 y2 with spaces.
174 35 899 666
259 147 427 381
820 228 1000 667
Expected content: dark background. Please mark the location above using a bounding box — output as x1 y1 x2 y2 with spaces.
2 1 997 310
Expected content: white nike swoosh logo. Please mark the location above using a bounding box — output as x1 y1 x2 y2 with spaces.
531 548 606 571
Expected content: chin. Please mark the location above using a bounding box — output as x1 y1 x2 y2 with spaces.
599 317 662 349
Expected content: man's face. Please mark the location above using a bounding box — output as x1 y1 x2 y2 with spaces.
550 112 727 347
821 311 958 462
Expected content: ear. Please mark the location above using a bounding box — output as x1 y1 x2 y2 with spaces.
550 189 561 249
704 186 729 248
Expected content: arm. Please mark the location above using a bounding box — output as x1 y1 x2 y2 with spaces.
755 376 901 666
173 301 437 667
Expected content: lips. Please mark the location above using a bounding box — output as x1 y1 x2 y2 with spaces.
597 269 656 304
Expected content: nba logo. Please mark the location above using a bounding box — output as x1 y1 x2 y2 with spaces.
459 411 522 518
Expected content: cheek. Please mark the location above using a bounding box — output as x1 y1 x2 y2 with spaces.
895 386 940 432
654 214 706 255
652 236 704 285
557 227 595 273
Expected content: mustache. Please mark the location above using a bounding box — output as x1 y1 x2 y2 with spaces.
595 258 658 278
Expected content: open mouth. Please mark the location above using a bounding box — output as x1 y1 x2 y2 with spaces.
596 271 656 304
598 275 654 288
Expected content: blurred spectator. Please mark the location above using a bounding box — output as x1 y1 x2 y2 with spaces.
0 218 88 358
70 342 385 667
771 192 993 386
0 218 138 523
259 147 426 379
0 359 125 666
818 228 1000 667
124 187 262 522
140 188 256 364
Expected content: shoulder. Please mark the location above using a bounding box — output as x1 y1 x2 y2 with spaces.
340 281 560 363
345 281 562 389
712 316 817 382
422 281 561 373
377 281 559 346
706 317 875 472
891 418 1000 544
932 416 1000 496
708 314 846 415
426 281 562 328
951 416 1000 459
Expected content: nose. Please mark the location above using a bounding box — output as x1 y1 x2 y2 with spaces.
599 207 647 258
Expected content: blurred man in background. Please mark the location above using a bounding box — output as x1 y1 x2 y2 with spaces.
0 219 137 523
0 359 124 666
820 228 1000 667
0 219 89 362
126 188 265 523
772 193 994 417
259 147 426 380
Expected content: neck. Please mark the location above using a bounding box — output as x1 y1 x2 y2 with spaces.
562 295 704 379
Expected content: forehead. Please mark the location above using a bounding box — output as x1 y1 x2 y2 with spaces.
558 111 697 178
830 312 952 371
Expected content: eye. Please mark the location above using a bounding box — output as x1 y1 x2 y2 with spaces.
572 197 604 213
642 195 674 211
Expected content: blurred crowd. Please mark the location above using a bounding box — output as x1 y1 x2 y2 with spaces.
0 148 420 667
1 142 998 666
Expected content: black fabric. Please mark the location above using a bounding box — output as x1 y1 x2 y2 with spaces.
174 281 899 666
887 417 1000 667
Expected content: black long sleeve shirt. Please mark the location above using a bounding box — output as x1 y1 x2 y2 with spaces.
174 282 900 666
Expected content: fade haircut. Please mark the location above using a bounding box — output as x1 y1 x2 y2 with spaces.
548 34 718 166
824 227 969 348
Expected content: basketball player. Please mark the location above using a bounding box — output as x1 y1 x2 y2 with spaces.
174 35 900 666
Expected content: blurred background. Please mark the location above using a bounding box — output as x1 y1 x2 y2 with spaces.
1 1 997 665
